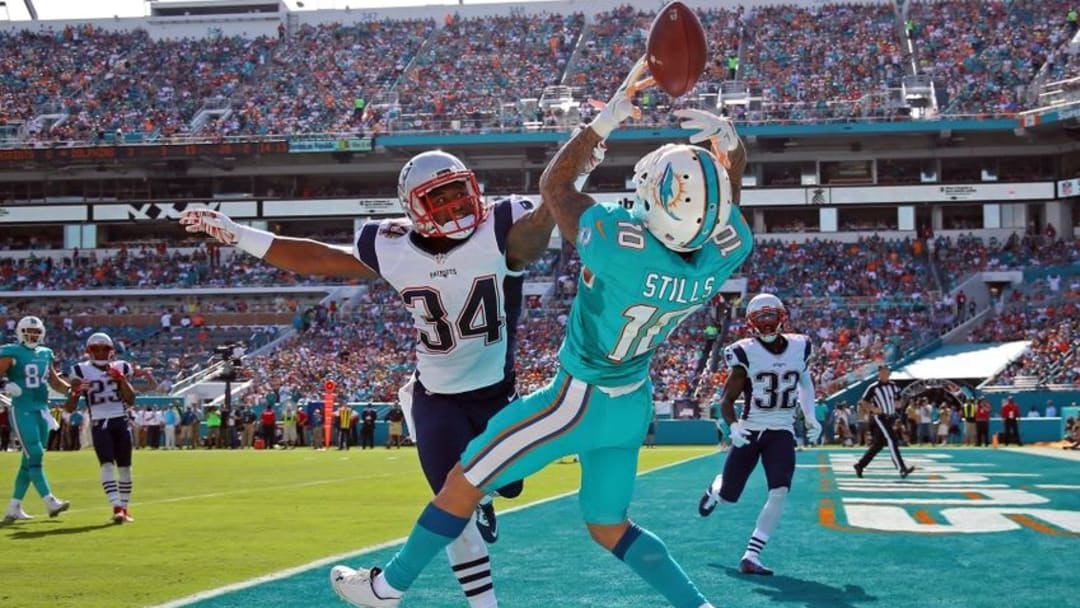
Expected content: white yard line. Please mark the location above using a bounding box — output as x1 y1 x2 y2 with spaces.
64 473 395 516
1001 446 1080 463
147 449 714 608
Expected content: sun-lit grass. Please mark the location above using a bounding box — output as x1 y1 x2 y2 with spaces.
0 446 712 608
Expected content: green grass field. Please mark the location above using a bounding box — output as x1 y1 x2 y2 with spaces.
0 446 712 608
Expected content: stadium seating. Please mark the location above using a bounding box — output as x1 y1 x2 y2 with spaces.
934 233 1080 290
740 3 905 122
6 2 1080 141
908 0 1076 116
394 13 584 129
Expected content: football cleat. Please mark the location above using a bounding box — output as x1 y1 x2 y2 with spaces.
45 496 70 518
739 558 774 576
698 474 724 517
112 506 134 524
853 464 864 479
330 566 400 608
900 466 917 479
2 507 34 524
476 501 498 543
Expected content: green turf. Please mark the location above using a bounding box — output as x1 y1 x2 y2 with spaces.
0 446 712 608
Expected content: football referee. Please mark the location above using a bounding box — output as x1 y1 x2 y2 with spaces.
853 365 916 479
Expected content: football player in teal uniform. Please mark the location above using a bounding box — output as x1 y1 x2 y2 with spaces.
330 57 752 608
1 316 74 523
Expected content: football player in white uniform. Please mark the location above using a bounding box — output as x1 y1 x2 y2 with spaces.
66 333 137 523
697 293 821 575
180 150 555 608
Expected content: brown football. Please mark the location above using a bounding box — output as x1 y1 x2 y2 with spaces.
646 1 708 97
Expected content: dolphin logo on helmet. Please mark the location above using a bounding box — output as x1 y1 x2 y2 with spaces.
633 144 733 252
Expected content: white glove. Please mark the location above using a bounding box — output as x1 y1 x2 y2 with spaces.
589 55 651 139
806 419 823 445
179 209 274 258
570 125 607 175
728 420 752 448
674 109 741 152
3 382 23 398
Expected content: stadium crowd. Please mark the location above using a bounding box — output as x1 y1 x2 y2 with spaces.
739 3 905 123
4 2 1080 142
933 230 1080 289
908 0 1077 116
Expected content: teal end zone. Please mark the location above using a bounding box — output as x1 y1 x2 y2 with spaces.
177 448 1079 608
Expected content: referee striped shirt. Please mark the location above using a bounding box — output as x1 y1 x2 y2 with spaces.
861 381 901 416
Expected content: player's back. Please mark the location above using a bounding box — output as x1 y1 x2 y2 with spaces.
560 202 752 388
1 343 53 409
724 333 812 433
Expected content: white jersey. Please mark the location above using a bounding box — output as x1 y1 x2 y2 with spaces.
71 360 134 421
723 334 813 433
353 196 535 395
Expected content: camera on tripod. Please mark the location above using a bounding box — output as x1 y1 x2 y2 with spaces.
213 342 247 382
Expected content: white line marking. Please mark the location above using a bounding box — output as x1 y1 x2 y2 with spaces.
1001 447 1080 463
1034 484 1080 490
63 473 395 516
146 449 715 608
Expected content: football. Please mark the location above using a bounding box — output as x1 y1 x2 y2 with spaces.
646 1 708 97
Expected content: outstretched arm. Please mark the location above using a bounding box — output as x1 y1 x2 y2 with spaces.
675 109 747 204
180 210 376 279
263 239 376 279
539 56 651 243
505 203 556 271
537 129 604 244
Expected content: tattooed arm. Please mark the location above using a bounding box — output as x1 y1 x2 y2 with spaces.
537 128 604 244
505 202 556 271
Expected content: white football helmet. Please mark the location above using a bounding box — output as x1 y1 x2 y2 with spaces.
86 332 115 364
746 293 787 343
633 143 733 252
397 150 485 240
15 316 45 348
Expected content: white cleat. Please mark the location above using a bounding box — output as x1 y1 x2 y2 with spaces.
698 474 724 517
330 566 401 608
45 496 70 518
2 508 34 524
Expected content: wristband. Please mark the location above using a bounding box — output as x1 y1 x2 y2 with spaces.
589 111 618 140
233 225 275 259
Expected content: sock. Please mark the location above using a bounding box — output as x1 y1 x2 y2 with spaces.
118 466 132 507
613 524 707 608
101 463 121 507
447 516 496 608
743 487 787 561
7 498 21 511
382 503 471 593
12 464 30 501
742 529 769 562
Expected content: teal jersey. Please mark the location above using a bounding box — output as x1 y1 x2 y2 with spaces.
1 343 55 410
558 202 753 387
